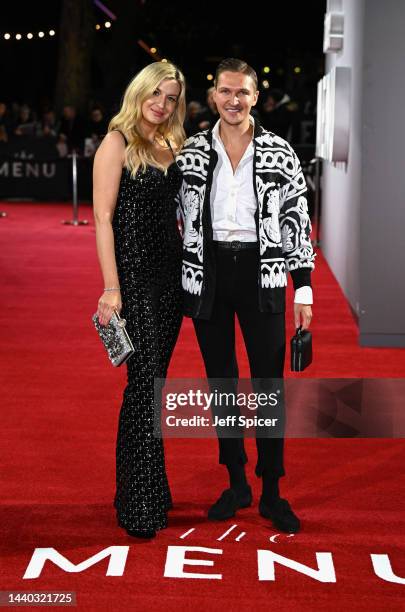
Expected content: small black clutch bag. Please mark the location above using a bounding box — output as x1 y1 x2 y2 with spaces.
290 326 313 372
92 310 135 367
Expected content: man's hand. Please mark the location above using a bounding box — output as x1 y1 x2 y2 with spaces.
294 303 313 331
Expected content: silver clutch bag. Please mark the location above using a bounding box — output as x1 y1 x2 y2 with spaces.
92 310 135 367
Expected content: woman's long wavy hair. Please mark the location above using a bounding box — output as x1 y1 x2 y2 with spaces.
108 62 186 177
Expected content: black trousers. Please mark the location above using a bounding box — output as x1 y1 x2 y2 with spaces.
193 245 286 478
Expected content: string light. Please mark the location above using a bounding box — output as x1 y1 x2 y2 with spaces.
294 66 302 74
95 22 112 30
2 21 113 41
262 80 270 89
207 74 213 81
263 66 270 74
161 58 168 63
150 47 157 54
3 30 52 40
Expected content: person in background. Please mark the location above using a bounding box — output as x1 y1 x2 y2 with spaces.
59 105 85 153
14 105 37 137
86 107 108 140
260 89 294 140
184 100 203 137
36 110 60 139
84 107 109 157
0 102 13 141
0 125 8 144
10 102 21 126
197 86 219 130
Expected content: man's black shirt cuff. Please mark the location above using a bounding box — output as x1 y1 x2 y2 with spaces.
290 267 312 290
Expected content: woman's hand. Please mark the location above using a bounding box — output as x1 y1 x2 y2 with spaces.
97 290 122 326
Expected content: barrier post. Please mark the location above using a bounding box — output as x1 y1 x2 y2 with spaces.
62 151 89 226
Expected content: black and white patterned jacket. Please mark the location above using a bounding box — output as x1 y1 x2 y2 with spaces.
176 120 315 319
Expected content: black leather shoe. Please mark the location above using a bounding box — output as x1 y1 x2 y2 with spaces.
259 497 300 533
208 486 252 520
125 528 156 539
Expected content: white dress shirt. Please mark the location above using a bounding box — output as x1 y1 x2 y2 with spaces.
210 118 312 305
211 119 257 242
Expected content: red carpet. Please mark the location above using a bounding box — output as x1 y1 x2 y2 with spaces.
1 202 404 611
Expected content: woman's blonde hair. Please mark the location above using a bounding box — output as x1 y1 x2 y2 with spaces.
108 62 186 176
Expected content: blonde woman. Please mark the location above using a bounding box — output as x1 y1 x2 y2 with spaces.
93 62 186 539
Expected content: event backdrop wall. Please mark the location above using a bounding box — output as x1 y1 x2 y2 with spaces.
320 0 405 347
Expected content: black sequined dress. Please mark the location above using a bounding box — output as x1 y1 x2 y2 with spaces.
111 138 183 534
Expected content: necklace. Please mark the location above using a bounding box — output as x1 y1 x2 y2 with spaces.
152 136 169 149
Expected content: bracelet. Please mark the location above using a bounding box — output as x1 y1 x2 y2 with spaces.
104 287 120 292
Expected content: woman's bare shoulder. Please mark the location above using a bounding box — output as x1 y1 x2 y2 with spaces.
95 131 126 165
102 130 127 148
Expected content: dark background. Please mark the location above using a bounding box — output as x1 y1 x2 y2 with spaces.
1 0 326 113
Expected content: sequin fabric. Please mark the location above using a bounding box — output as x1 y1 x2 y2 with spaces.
111 160 183 534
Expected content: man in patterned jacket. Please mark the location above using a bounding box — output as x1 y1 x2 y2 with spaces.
176 58 315 533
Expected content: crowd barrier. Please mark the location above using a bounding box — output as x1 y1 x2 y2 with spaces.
0 143 321 240
0 153 93 201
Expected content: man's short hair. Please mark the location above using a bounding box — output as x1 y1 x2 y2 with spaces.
215 58 258 91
